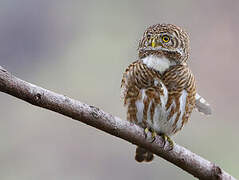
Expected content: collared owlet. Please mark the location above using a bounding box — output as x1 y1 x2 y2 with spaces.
121 23 211 162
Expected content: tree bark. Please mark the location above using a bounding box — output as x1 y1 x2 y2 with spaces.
0 66 236 180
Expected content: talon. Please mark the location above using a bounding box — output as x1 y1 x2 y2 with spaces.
166 136 174 150
151 131 157 142
144 127 149 134
144 128 157 143
160 134 174 150
160 133 167 147
144 128 149 139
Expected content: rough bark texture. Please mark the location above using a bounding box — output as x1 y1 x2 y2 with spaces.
0 65 236 180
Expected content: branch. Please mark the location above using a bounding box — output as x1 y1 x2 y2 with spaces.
0 66 236 180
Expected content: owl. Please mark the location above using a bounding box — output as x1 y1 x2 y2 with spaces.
121 23 211 162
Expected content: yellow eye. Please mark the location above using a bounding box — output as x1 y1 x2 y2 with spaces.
162 35 170 43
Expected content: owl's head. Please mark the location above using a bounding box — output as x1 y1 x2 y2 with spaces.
138 24 190 64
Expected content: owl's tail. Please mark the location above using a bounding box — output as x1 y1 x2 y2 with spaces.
195 93 212 115
135 146 154 162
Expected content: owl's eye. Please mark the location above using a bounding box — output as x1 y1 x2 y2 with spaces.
162 35 170 43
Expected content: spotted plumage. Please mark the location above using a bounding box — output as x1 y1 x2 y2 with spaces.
121 24 211 162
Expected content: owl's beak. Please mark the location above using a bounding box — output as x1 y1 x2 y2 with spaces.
151 38 162 48
151 38 156 48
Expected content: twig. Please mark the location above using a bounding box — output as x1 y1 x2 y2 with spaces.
0 65 236 180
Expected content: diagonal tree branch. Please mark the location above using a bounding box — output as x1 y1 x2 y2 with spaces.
0 65 236 180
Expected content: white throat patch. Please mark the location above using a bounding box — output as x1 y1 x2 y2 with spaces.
142 55 175 74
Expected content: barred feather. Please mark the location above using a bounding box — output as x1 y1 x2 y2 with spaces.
121 60 196 135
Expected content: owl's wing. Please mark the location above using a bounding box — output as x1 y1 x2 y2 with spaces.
195 93 212 115
120 63 132 101
120 60 159 105
120 60 143 103
162 65 196 124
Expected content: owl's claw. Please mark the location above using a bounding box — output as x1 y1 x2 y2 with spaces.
143 127 149 139
143 129 174 150
151 131 157 143
144 128 157 143
144 127 149 136
160 134 174 151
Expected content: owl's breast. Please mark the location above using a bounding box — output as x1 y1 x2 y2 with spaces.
128 80 188 136
122 60 194 136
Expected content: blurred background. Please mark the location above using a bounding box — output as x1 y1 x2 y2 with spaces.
0 0 239 179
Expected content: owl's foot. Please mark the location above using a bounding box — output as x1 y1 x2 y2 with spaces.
160 134 174 151
144 128 157 143
151 131 157 142
144 127 149 136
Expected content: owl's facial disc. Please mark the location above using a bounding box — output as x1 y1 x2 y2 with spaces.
138 24 190 63
141 34 183 57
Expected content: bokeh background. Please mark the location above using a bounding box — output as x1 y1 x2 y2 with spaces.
0 0 239 179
